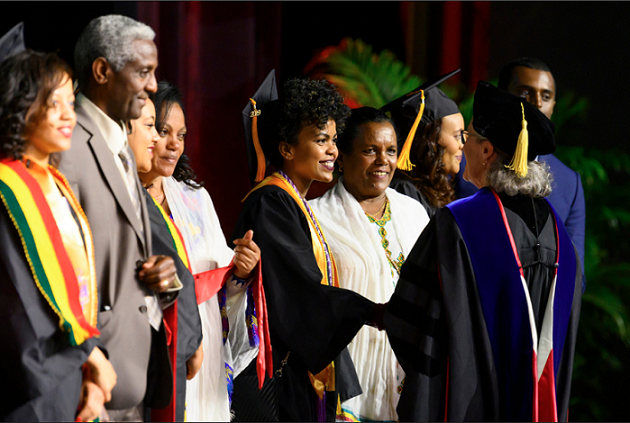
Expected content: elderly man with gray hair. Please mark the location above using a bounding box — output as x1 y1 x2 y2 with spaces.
59 15 191 421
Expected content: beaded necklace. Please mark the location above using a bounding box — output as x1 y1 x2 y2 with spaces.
365 199 405 278
276 170 334 286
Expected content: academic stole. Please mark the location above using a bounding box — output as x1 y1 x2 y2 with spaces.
0 159 98 345
150 197 190 423
246 172 340 401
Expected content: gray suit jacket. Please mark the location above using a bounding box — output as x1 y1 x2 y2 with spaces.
58 102 172 410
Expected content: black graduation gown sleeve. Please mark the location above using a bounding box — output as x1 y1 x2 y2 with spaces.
144 189 202 421
231 186 376 420
0 201 102 422
386 208 506 421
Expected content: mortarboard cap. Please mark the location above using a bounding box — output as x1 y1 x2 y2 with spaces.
0 22 25 64
473 80 555 177
381 68 461 170
242 70 279 186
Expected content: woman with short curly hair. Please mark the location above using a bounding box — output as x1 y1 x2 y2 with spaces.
231 76 386 422
0 49 116 421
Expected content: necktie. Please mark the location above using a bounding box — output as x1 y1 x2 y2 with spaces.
118 144 142 222
119 144 162 330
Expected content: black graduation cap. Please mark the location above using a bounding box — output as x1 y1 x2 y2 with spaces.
0 22 25 64
473 80 556 177
242 69 279 186
381 68 461 170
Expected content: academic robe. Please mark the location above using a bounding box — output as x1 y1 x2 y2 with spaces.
143 189 202 422
230 185 376 421
389 177 436 218
0 186 102 422
455 153 586 293
385 188 581 422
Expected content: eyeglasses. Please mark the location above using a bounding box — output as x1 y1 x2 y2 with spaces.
455 130 469 145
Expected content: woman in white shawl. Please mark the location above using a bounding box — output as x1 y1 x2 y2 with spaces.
139 82 262 421
311 107 430 421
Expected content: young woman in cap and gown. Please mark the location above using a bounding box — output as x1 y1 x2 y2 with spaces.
385 81 582 422
231 72 386 422
135 81 266 422
0 49 116 421
310 107 430 421
384 70 466 217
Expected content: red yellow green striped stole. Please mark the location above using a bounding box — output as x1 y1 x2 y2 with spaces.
150 196 191 271
0 159 99 345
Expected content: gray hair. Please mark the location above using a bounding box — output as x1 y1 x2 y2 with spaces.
74 15 155 89
485 148 553 197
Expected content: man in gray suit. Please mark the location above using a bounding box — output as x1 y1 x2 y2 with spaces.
59 15 179 421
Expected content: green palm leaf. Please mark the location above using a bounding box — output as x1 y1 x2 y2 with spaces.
304 37 422 108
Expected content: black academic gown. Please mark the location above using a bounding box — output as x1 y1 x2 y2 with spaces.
144 189 202 422
0 198 103 421
385 188 581 422
389 177 437 218
230 185 376 422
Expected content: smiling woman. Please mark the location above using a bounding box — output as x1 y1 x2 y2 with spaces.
0 49 116 422
127 97 159 173
138 81 264 422
231 77 386 422
310 107 430 421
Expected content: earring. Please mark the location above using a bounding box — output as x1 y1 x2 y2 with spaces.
482 162 487 166
338 166 343 173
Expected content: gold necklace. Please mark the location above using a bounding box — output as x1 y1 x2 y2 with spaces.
364 197 388 220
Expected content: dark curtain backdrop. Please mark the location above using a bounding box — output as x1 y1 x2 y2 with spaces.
401 1 491 91
135 1 492 233
138 2 282 239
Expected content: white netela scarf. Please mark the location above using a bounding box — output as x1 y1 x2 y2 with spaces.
311 178 429 421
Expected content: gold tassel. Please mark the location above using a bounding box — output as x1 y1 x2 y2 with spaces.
249 98 266 182
506 102 529 177
397 90 425 171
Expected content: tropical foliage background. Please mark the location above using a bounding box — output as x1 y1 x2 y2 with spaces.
305 37 630 421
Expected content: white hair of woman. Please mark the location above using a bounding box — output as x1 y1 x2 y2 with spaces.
484 146 553 198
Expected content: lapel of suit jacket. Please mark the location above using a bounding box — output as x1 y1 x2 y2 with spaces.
75 104 150 257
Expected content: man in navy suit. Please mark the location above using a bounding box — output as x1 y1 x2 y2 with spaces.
456 57 586 292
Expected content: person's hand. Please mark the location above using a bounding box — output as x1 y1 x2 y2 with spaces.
76 379 105 422
86 347 117 403
232 230 261 280
138 255 177 293
186 343 204 380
